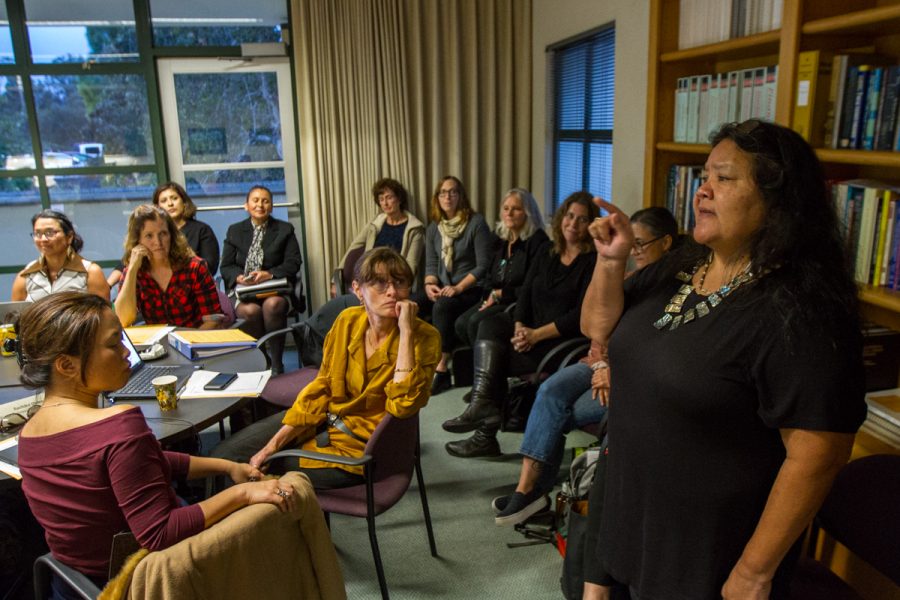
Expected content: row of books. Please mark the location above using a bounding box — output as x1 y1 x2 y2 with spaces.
664 164 703 232
678 0 782 50
793 50 900 151
673 66 778 144
831 180 900 288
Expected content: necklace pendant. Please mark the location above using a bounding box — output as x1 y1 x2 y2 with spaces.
670 315 684 330
708 293 722 307
654 313 673 329
696 301 710 317
676 271 692 282
683 308 696 323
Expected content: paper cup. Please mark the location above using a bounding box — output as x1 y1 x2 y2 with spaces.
152 375 178 411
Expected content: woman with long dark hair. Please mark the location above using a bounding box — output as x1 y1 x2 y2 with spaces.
581 120 866 600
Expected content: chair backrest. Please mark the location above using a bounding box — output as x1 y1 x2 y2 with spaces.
217 289 237 327
365 413 419 483
817 454 900 586
340 247 366 293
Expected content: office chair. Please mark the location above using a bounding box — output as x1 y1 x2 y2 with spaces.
263 413 436 600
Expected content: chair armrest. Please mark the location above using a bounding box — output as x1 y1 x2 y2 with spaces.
558 341 591 370
34 554 101 600
534 337 590 375
256 327 294 350
331 268 345 297
264 448 373 468
228 318 246 330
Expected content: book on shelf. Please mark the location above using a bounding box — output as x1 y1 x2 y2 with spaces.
831 180 900 288
666 164 703 232
862 66 884 150
876 66 900 151
861 388 900 447
678 0 781 49
168 329 257 361
792 50 833 146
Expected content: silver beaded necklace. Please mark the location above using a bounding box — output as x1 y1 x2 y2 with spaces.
653 254 756 331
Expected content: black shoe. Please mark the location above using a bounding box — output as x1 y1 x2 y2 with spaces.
491 494 511 515
431 370 452 395
494 490 550 526
445 430 501 458
441 401 501 433
271 364 285 376
462 390 472 404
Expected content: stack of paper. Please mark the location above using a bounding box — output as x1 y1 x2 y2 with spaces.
180 370 272 399
168 330 257 360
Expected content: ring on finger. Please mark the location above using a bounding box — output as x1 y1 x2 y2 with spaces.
276 488 289 499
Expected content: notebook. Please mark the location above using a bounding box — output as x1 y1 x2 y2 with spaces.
107 330 196 401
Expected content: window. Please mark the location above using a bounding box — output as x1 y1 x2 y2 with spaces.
0 0 293 296
550 26 615 208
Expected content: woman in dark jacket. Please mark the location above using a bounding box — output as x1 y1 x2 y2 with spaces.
453 187 549 348
221 185 303 374
442 191 598 458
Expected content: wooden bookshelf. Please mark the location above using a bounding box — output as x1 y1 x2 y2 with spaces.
644 0 900 334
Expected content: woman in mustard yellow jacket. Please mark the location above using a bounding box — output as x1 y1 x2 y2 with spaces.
246 247 441 489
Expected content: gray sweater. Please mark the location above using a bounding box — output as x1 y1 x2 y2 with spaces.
424 213 495 286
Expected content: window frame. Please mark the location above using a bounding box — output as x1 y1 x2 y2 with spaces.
549 24 615 209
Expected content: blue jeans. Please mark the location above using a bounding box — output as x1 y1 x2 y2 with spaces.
519 363 607 495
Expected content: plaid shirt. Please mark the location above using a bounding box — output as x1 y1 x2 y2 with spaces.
123 257 221 328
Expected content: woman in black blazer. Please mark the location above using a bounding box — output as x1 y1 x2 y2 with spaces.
221 185 303 374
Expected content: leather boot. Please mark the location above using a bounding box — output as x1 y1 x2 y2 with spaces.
441 339 504 433
445 426 501 458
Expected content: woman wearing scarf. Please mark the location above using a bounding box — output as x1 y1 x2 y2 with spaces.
418 176 494 396
221 186 303 374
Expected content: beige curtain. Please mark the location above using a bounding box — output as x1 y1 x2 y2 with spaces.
292 0 533 308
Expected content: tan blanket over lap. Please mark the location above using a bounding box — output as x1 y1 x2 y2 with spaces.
126 471 346 600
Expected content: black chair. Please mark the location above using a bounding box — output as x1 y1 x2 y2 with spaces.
33 553 101 600
790 453 900 599
331 246 365 298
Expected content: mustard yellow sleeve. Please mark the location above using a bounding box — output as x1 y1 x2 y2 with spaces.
282 316 342 428
383 320 441 419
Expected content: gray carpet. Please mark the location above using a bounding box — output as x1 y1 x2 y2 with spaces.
327 385 597 600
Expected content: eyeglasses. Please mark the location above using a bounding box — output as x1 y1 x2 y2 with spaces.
438 189 460 198
565 212 591 225
366 278 411 294
632 236 664 253
0 404 40 434
31 229 63 240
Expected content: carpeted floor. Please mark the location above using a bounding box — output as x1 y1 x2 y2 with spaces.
326 384 598 600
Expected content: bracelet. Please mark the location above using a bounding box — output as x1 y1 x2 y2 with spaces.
591 360 609 372
490 291 500 303
394 366 415 373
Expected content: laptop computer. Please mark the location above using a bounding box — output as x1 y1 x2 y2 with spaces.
107 330 196 401
0 301 33 325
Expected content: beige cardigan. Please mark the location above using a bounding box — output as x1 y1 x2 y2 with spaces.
340 210 425 279
121 472 345 600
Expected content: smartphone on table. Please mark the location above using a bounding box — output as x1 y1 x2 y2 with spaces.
204 372 238 391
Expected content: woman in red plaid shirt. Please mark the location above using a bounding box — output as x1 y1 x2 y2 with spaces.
115 205 222 329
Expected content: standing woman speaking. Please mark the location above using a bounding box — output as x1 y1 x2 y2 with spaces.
220 185 303 374
581 120 866 600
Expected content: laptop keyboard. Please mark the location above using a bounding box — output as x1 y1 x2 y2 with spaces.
117 365 185 396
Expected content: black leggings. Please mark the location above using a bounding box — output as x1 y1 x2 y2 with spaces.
415 287 482 352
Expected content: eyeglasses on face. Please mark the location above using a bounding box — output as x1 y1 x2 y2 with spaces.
632 235 664 253
0 404 40 434
565 212 591 225
438 189 460 198
366 278 411 293
31 229 63 240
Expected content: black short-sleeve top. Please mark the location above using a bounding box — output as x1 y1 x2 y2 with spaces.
598 258 867 600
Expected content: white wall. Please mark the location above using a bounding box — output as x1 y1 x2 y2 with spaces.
532 0 649 217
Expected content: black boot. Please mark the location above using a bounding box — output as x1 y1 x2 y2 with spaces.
441 340 504 433
445 426 501 458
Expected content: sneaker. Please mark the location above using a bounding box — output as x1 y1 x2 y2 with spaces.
494 491 549 526
491 494 511 515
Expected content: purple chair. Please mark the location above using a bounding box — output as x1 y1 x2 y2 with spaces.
263 413 437 600
260 366 320 408
790 454 900 599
